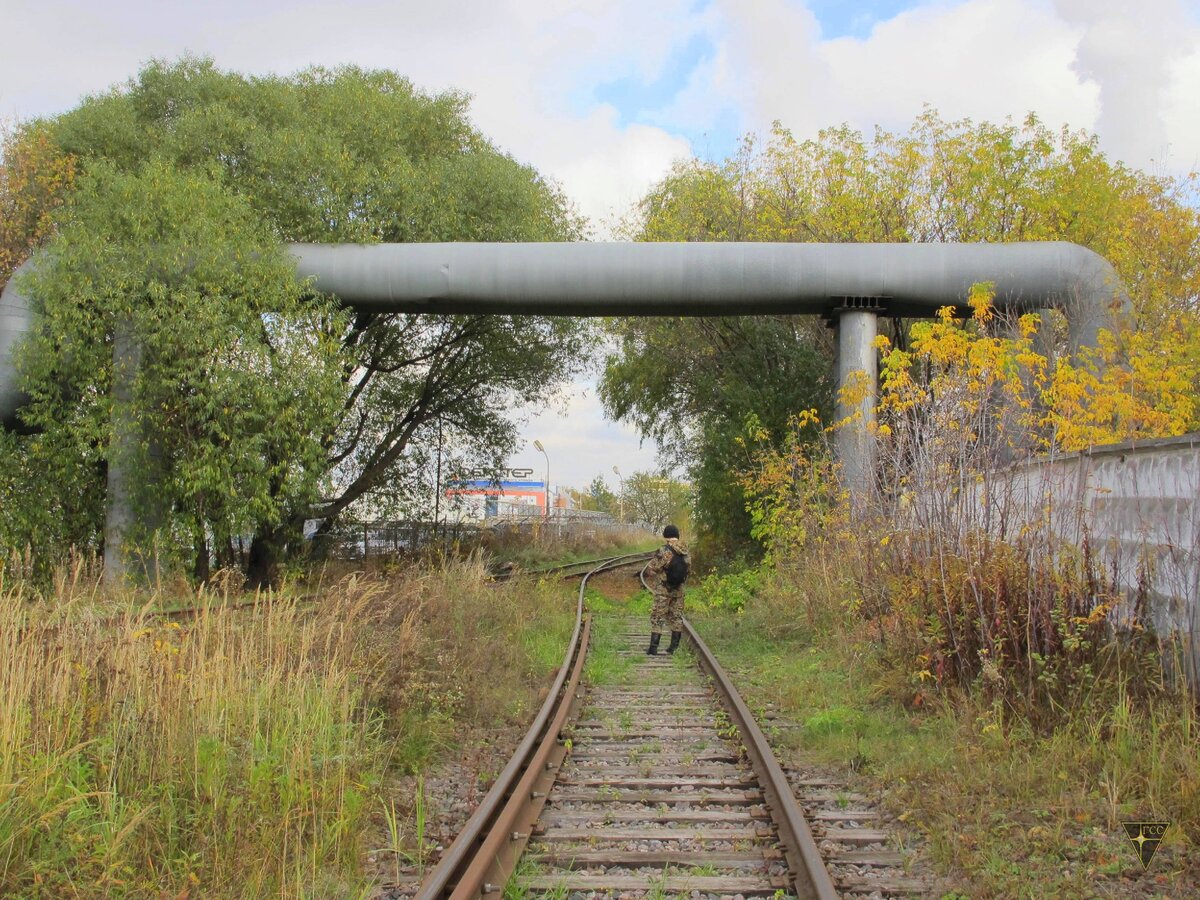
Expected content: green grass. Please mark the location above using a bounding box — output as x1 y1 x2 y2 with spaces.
692 604 1199 898
581 584 656 685
583 583 653 617
583 616 637 686
504 856 569 900
0 590 383 898
523 615 578 672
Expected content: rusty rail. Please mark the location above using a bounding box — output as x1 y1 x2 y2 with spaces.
416 552 654 900
683 621 840 900
638 562 840 900
419 553 836 899
489 550 656 583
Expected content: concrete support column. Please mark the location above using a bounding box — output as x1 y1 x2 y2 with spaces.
103 319 139 589
103 318 162 590
834 309 879 503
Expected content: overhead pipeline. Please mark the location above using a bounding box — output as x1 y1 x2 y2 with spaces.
1 241 1130 426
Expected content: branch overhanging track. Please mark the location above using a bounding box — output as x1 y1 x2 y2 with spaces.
416 555 843 900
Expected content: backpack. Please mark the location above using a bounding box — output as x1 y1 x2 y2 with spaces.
664 545 690 588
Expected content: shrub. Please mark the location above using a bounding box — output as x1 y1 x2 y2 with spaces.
689 566 763 614
738 295 1177 721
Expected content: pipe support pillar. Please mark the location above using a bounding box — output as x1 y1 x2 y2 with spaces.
103 319 162 589
834 310 879 502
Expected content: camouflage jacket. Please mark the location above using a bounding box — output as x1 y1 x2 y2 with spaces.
646 537 690 587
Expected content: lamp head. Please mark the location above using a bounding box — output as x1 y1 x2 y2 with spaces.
533 439 544 452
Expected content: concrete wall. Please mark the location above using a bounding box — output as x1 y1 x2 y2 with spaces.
997 434 1199 682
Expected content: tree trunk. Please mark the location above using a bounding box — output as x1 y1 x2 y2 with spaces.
104 319 169 590
194 531 210 584
245 513 307 589
209 535 234 572
246 526 283 589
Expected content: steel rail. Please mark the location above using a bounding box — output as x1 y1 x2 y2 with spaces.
684 622 840 900
416 551 654 900
637 562 839 900
581 551 657 578
491 550 654 583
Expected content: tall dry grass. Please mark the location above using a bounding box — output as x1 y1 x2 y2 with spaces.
0 556 573 897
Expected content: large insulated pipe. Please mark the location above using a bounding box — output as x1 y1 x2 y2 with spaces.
0 259 34 429
289 240 1124 337
0 241 1130 428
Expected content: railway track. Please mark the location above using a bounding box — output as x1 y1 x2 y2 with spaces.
415 555 931 900
34 549 927 896
488 551 660 583
516 613 821 897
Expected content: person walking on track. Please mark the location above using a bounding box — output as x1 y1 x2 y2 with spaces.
646 524 691 655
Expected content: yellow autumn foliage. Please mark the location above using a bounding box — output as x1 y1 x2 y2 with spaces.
1043 323 1199 450
874 286 1197 455
0 123 78 288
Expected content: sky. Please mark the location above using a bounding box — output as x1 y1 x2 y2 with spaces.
2 0 1199 493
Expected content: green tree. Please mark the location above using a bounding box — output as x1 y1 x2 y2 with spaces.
634 111 1198 336
604 110 1200 558
8 160 345 580
4 58 589 582
585 475 620 517
601 316 831 561
621 470 691 531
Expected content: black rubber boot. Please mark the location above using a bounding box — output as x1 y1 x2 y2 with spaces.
646 632 661 655
666 631 682 654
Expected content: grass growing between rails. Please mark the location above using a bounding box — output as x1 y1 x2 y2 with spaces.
581 580 699 690
690 567 1199 898
581 573 655 687
0 558 574 898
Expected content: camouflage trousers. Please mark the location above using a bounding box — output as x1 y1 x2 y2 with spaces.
650 586 685 633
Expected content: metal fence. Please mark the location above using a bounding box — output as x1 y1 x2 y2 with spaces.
319 520 481 560
320 510 644 560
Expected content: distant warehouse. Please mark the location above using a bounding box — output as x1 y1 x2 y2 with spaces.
446 468 573 520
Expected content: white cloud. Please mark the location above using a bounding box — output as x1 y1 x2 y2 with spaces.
6 1 1198 214
1053 0 1200 170
549 112 694 237
696 0 1097 145
820 0 1097 132
646 25 742 142
685 0 1198 175
1164 46 1200 174
0 0 702 233
513 377 662 491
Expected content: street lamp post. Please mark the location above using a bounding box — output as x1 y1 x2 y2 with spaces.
612 465 624 524
533 440 550 520
433 417 443 541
